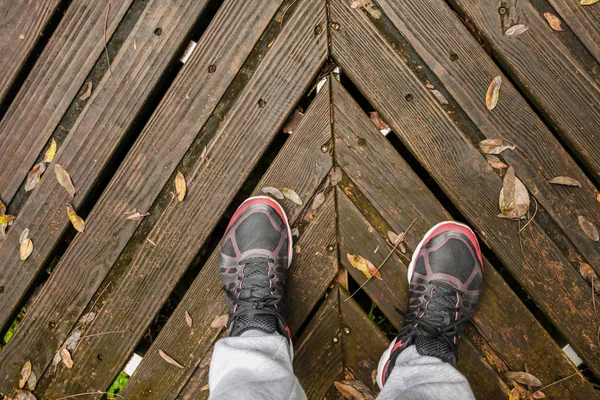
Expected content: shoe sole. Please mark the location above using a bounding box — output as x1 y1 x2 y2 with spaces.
377 221 481 389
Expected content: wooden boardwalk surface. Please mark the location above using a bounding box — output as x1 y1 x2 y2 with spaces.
0 0 599 399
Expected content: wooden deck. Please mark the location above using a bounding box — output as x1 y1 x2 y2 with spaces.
0 0 599 398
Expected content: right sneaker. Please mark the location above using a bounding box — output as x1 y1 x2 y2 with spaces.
377 221 484 389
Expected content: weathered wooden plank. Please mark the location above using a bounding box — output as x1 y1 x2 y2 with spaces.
372 0 600 269
122 87 334 398
0 0 134 203
546 0 600 62
0 0 57 104
0 0 219 338
294 287 344 400
30 2 326 397
330 0 600 378
0 0 292 393
175 344 214 400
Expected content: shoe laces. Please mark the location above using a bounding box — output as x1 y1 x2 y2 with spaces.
226 256 282 319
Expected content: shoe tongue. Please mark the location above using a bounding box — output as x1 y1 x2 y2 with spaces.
241 261 270 300
414 335 456 365
424 285 457 325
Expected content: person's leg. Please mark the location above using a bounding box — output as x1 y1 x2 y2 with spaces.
376 221 482 400
208 196 306 400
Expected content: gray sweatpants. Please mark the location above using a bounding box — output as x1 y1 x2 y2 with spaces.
208 331 475 400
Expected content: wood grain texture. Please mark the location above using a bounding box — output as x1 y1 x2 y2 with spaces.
374 0 600 270
122 87 334 399
0 0 57 103
0 0 217 338
329 0 600 378
175 344 215 400
547 0 600 62
0 0 289 393
0 0 134 203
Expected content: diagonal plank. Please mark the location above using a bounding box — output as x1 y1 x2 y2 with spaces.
33 1 327 396
445 0 600 184
372 0 600 268
175 344 216 400
329 0 600 378
0 0 289 393
0 0 57 104
121 85 335 399
0 0 229 339
0 0 135 203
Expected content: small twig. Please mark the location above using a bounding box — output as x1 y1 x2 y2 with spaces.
56 391 123 400
345 218 417 301
528 370 583 399
104 1 112 75
519 197 538 233
79 329 130 340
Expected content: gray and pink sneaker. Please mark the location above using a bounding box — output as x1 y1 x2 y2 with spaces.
219 196 293 339
377 221 484 389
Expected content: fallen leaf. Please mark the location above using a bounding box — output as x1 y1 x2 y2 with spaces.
369 111 391 134
0 200 7 239
578 215 599 241
311 192 325 210
486 155 508 169
387 230 407 253
66 204 85 232
543 12 563 31
498 166 530 220
347 253 382 280
0 214 16 224
548 176 581 187
27 370 37 391
126 211 150 220
580 0 599 5
431 89 448 105
159 349 184 368
334 380 376 400
331 168 343 186
211 314 229 328
350 0 381 19
579 263 600 291
51 351 62 368
425 83 435 89
44 138 57 163
295 244 301 253
485 76 502 111
59 348 74 369
531 391 546 399
24 163 46 192
479 138 515 154
597 193 600 203
505 24 529 37
261 187 284 200
200 384 209 391
65 330 81 351
80 81 93 101
175 171 186 201
14 390 37 400
185 311 193 328
20 228 30 244
54 164 76 197
505 371 542 386
282 108 304 134
80 312 96 324
19 361 32 389
281 188 303 205
20 238 33 261
509 387 521 400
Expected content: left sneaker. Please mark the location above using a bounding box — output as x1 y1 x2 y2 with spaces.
219 196 293 339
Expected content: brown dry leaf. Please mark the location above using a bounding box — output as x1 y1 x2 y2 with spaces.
66 204 85 233
20 238 33 261
0 200 7 239
19 360 32 389
27 370 37 391
59 348 73 369
175 171 186 201
126 211 150 220
0 214 16 224
505 24 529 37
261 186 285 200
387 230 407 253
282 108 304 134
24 163 46 192
579 263 600 291
44 138 57 163
431 89 448 105
211 314 229 329
485 155 508 170
185 310 193 328
369 111 390 133
311 192 326 210
158 349 184 368
54 164 76 197
80 81 93 101
548 176 581 187
20 228 29 244
578 215 599 241
350 0 381 19
485 76 502 111
14 390 37 400
331 168 343 186
281 188 303 205
543 12 563 31
347 253 382 280
80 311 96 324
531 391 546 399
581 0 599 5
334 380 376 400
498 166 530 220
479 138 515 155
505 371 542 386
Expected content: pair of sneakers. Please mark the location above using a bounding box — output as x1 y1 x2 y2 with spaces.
219 196 483 388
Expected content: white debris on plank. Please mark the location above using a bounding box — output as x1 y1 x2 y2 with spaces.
180 41 198 64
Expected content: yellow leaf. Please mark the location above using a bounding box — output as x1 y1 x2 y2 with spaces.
580 0 599 5
44 138 57 163
59 348 73 369
20 238 33 261
485 76 502 111
0 214 16 224
175 171 186 201
54 164 76 197
66 204 85 232
347 253 382 280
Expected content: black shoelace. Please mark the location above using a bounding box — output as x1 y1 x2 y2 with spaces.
226 256 283 320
